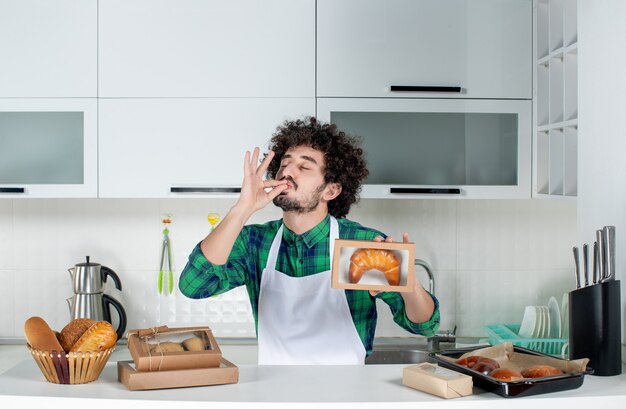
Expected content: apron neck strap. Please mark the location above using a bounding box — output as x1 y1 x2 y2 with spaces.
266 216 338 271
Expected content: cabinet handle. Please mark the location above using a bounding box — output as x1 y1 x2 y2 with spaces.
170 187 241 193
390 188 461 194
0 187 25 193
390 85 462 93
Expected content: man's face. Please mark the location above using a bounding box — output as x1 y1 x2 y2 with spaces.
273 146 328 214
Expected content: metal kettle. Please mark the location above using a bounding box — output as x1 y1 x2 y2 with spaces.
66 256 127 340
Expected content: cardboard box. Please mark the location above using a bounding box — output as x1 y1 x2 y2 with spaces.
331 239 415 292
403 363 473 399
127 326 222 372
117 358 239 391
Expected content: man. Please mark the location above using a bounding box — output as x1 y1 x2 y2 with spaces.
179 117 439 365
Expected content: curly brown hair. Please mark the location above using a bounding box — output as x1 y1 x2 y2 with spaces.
266 117 368 218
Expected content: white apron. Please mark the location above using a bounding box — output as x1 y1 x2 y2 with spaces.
257 216 366 365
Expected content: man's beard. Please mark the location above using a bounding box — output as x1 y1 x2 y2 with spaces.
273 182 326 214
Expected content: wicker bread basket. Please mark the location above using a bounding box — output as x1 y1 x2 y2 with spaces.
28 345 114 384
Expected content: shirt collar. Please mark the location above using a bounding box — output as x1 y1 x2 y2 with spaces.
282 214 331 248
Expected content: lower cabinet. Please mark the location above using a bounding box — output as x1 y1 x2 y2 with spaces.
98 98 315 198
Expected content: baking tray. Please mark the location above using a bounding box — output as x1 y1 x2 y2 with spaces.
429 345 594 398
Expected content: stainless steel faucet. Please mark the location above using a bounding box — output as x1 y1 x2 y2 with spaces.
413 259 456 351
414 259 435 295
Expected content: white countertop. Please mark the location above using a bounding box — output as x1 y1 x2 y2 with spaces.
1 345 625 409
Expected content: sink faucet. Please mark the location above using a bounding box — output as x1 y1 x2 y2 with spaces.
413 259 455 351
414 259 434 295
427 327 457 352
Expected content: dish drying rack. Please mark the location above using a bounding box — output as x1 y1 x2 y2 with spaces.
483 324 568 356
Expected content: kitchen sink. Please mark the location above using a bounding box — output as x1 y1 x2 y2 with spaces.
364 348 435 365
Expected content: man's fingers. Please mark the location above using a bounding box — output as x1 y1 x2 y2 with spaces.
373 236 384 242
257 150 275 176
402 232 410 243
243 150 251 174
266 183 288 200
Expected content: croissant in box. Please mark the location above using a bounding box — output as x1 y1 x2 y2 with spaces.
349 248 400 285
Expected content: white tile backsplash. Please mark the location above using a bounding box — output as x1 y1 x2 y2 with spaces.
0 198 576 340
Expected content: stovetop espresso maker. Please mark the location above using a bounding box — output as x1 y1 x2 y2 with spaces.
66 256 127 340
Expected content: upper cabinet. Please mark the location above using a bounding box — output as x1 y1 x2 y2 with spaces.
0 0 97 97
0 98 98 198
98 0 315 98
98 98 315 198
533 0 578 199
317 0 532 99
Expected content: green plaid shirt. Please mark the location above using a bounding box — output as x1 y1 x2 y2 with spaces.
179 214 440 356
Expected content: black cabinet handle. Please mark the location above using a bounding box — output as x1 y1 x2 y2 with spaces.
390 85 462 93
170 187 241 193
390 188 461 194
0 187 25 193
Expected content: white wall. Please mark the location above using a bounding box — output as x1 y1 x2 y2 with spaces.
578 0 626 350
0 198 576 340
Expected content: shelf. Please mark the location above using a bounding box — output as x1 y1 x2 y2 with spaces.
537 119 577 132
533 0 578 199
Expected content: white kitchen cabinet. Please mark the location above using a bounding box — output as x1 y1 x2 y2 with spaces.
317 0 532 99
0 99 98 198
98 98 315 198
318 98 531 199
0 0 97 97
98 0 314 98
533 0 577 198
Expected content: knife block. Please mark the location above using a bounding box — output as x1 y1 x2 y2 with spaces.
569 280 622 376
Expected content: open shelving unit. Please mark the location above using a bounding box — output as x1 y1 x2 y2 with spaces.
533 0 578 198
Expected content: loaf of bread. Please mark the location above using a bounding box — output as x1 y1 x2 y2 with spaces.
182 336 206 351
24 316 64 352
151 341 185 353
349 248 400 285
521 365 562 378
59 318 96 353
70 321 117 352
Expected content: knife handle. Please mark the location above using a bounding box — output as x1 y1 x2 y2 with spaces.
603 226 616 281
573 246 581 289
582 243 589 287
596 230 605 281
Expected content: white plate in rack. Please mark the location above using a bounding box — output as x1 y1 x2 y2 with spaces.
519 306 537 338
548 296 561 338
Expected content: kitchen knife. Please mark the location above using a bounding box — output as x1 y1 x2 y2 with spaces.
601 226 616 282
596 229 605 282
573 246 581 289
593 241 599 284
583 243 589 287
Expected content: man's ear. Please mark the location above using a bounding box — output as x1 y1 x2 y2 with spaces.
323 182 342 201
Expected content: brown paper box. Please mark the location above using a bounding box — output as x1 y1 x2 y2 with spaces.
117 358 239 391
331 239 415 292
403 363 473 399
127 326 222 372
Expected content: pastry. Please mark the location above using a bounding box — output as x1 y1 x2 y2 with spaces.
70 321 117 352
59 318 96 353
456 355 482 368
489 368 523 381
24 316 64 352
471 357 500 375
151 341 185 353
182 336 207 351
521 365 563 378
349 248 401 285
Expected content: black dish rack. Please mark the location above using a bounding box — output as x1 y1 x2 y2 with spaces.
429 345 593 398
